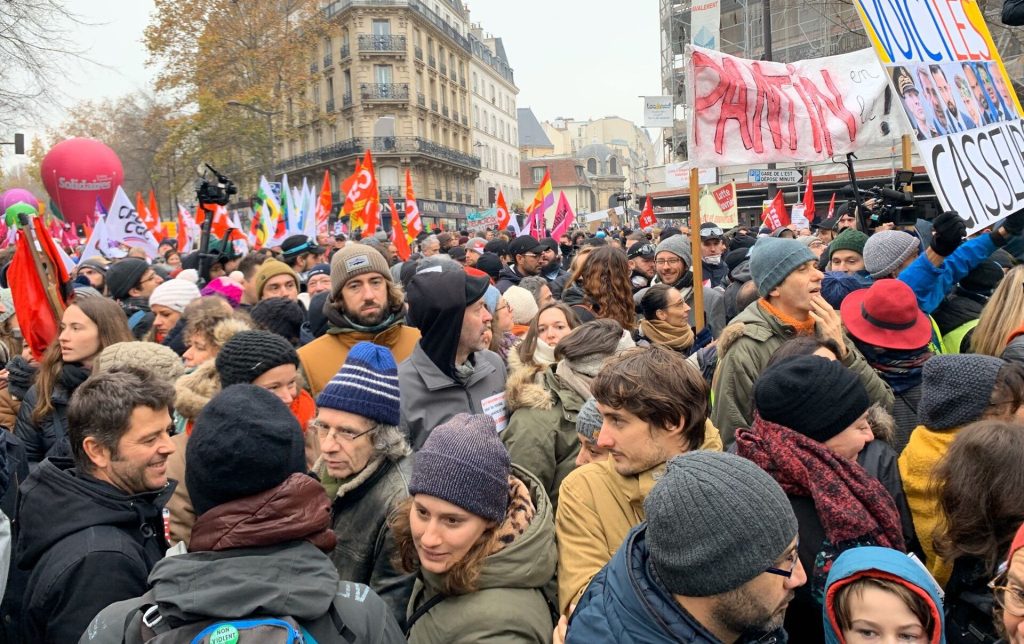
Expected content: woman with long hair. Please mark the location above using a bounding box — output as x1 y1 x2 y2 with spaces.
15 297 132 463
933 420 1024 643
573 246 636 331
636 284 694 353
972 265 1024 360
391 412 556 643
510 302 580 373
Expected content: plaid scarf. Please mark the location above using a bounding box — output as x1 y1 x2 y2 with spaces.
735 414 905 550
854 340 932 394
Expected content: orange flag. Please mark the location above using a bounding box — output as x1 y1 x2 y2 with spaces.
148 190 164 241
496 190 510 230
136 191 163 241
389 195 411 261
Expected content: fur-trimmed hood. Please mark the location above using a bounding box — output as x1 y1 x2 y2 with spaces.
504 362 555 414
174 359 221 422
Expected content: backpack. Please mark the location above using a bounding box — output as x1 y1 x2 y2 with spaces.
123 590 358 644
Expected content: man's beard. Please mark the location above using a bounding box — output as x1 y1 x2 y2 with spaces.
710 585 790 640
947 100 959 118
345 303 388 327
542 258 561 274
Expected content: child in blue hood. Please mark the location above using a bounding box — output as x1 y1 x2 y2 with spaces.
823 546 945 644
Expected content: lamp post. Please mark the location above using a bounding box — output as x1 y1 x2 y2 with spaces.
226 100 279 180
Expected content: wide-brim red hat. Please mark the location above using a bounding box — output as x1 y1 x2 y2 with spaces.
840 279 932 350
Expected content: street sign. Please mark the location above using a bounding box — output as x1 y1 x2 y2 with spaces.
747 169 802 184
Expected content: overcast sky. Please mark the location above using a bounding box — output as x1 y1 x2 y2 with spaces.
39 0 662 126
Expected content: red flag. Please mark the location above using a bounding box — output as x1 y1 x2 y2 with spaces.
405 169 422 240
10 218 69 360
316 170 332 234
761 191 790 230
496 190 510 230
148 190 164 241
388 195 411 261
802 170 816 223
826 192 837 219
551 191 576 240
136 192 162 242
195 204 229 239
638 196 656 229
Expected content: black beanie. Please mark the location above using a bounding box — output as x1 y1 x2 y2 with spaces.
215 330 298 387
754 355 869 442
474 253 503 281
186 384 306 515
958 260 1003 296
250 297 306 347
105 258 149 300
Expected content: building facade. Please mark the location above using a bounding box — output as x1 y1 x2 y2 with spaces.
275 0 514 229
520 158 596 224
468 28 521 210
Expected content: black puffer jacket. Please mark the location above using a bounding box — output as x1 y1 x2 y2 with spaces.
14 384 71 465
16 458 173 643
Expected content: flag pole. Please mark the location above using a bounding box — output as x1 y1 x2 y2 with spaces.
19 214 66 322
689 168 705 333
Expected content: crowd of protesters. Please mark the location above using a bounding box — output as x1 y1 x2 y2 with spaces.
0 203 1020 643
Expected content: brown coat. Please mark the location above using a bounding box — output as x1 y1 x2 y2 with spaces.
0 386 20 431
297 324 420 397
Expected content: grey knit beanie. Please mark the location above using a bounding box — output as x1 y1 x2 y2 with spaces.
655 234 693 270
645 452 798 597
576 398 603 440
749 237 816 297
864 230 920 279
918 354 1005 430
409 413 510 523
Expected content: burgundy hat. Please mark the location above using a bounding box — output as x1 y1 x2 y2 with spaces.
840 279 931 350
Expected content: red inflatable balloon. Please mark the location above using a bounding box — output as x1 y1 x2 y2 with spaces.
40 138 123 226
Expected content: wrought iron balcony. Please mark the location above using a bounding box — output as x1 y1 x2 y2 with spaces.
275 136 482 173
342 92 352 107
417 92 426 107
441 105 449 117
428 55 436 68
360 83 409 101
431 99 438 111
380 186 403 199
461 114 467 126
358 34 407 53
326 98 335 112
340 44 350 59
439 62 447 76
323 53 333 68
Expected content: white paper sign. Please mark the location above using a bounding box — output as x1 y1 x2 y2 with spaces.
481 391 508 433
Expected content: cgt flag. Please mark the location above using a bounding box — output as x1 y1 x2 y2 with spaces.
638 196 656 229
761 191 790 230
496 189 511 231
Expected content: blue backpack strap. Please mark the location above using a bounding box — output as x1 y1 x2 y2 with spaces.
127 310 147 331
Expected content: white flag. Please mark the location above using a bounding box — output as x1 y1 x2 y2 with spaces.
105 186 160 257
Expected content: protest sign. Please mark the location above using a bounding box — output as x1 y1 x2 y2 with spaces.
699 181 739 227
686 45 902 166
853 0 1024 232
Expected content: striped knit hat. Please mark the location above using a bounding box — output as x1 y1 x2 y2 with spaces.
316 341 400 426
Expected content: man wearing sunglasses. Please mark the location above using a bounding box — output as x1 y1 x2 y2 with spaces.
496 236 545 294
626 241 656 293
565 452 804 644
699 223 730 288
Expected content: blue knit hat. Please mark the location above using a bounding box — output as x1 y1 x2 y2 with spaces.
316 341 400 426
749 237 816 297
409 413 510 523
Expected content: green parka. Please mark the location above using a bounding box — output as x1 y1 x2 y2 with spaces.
405 465 557 644
711 300 895 447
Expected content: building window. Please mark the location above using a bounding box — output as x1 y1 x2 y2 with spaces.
379 165 399 189
532 166 546 184
609 156 618 175
374 64 393 84
474 106 479 127
587 158 597 174
322 36 332 56
472 72 478 93
372 19 390 35
576 165 585 180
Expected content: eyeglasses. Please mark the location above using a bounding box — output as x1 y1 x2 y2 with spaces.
667 299 688 309
655 258 683 267
765 543 801 578
312 421 376 443
989 573 1024 617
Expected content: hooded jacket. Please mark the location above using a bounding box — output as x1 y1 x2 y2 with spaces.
404 466 557 644
823 546 945 644
17 458 173 644
400 271 507 449
567 524 789 644
80 474 405 644
495 263 526 293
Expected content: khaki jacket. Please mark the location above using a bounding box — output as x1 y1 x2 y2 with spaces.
555 423 723 615
298 324 420 397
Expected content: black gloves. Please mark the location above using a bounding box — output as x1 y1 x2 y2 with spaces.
1002 207 1024 236
930 211 967 256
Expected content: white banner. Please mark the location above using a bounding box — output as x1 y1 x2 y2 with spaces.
853 0 1024 233
665 162 689 188
691 0 721 50
643 96 674 128
103 186 160 257
686 45 905 166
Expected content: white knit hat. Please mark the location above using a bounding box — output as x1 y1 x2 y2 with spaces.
149 278 201 313
503 285 539 325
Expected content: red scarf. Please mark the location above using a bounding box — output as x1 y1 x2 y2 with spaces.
735 414 905 550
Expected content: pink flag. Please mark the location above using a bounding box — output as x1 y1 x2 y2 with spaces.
550 191 575 240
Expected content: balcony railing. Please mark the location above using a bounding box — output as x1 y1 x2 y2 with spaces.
326 98 335 112
310 61 319 73
380 186 403 199
340 44 350 59
359 34 406 53
459 75 466 88
428 55 436 68
342 92 352 107
417 92 426 107
360 83 409 101
435 189 442 199
452 110 459 122
431 99 438 111
323 53 333 68
439 62 447 76
414 46 423 60
276 136 482 173
445 191 452 201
